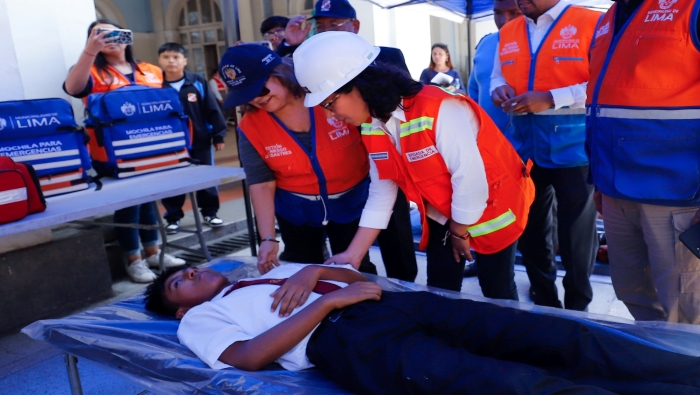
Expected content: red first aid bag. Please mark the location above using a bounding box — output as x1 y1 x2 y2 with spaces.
0 156 46 224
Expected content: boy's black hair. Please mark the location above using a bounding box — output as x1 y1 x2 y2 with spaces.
144 265 189 316
260 16 290 35
158 42 187 56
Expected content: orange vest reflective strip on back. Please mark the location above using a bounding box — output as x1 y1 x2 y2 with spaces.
83 62 163 105
499 6 600 95
239 106 369 195
361 86 535 253
586 1 700 107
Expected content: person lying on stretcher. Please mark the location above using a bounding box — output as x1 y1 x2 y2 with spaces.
145 263 700 395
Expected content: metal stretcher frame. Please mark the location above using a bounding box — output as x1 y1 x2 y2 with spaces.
23 257 700 395
0 165 257 270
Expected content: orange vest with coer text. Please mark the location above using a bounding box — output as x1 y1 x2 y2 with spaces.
499 5 600 95
239 106 369 195
361 86 535 254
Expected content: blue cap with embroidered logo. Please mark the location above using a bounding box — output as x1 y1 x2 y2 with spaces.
310 0 356 19
218 44 282 108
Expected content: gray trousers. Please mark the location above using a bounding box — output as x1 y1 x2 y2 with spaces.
603 194 700 324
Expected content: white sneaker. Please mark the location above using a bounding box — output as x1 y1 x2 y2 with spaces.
126 259 157 283
146 252 186 268
165 221 180 235
204 216 224 227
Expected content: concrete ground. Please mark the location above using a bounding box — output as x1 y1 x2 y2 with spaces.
0 141 633 394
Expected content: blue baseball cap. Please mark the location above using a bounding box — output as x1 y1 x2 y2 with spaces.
310 0 356 19
218 44 282 108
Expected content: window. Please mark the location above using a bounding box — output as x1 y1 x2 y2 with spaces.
176 0 226 78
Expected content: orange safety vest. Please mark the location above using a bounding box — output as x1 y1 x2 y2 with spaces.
239 106 369 195
585 0 700 205
499 5 600 95
83 62 163 104
586 1 700 107
361 86 535 253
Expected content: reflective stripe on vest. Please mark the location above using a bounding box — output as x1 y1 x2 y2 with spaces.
360 124 383 136
399 117 434 138
467 209 516 237
596 108 700 120
361 86 535 254
585 1 700 205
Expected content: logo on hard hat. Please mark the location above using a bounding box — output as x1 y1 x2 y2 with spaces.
121 102 136 116
321 0 331 11
0 118 6 131
658 0 678 9
560 25 577 40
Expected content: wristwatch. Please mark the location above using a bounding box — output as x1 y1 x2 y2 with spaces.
260 236 279 244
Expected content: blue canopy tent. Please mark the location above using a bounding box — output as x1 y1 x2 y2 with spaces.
364 0 612 22
364 0 495 22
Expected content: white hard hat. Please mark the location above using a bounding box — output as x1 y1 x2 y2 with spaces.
293 31 381 107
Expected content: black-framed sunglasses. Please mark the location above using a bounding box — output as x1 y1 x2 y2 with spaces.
321 93 341 110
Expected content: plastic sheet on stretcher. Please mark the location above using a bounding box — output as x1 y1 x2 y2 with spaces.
22 256 700 395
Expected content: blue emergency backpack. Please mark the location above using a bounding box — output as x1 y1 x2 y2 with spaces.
84 86 192 178
0 98 92 196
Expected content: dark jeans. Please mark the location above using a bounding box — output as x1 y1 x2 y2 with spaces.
308 291 700 395
276 215 372 273
426 218 518 299
375 190 418 282
518 164 597 311
162 147 220 221
113 203 159 257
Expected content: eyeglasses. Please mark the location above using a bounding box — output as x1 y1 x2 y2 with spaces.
263 28 285 40
314 19 354 33
320 93 341 111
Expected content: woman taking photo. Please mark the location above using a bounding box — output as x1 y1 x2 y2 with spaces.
218 45 372 275
419 43 465 94
294 32 534 297
64 19 184 283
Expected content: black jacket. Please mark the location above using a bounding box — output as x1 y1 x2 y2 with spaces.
276 40 410 75
162 71 226 149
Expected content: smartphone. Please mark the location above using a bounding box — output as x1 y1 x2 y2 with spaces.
250 40 273 50
97 28 133 45
679 221 700 259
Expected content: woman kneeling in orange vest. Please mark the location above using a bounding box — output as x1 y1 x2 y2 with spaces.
294 32 535 296
219 45 372 275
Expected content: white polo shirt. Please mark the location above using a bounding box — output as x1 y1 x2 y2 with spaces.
177 263 355 371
